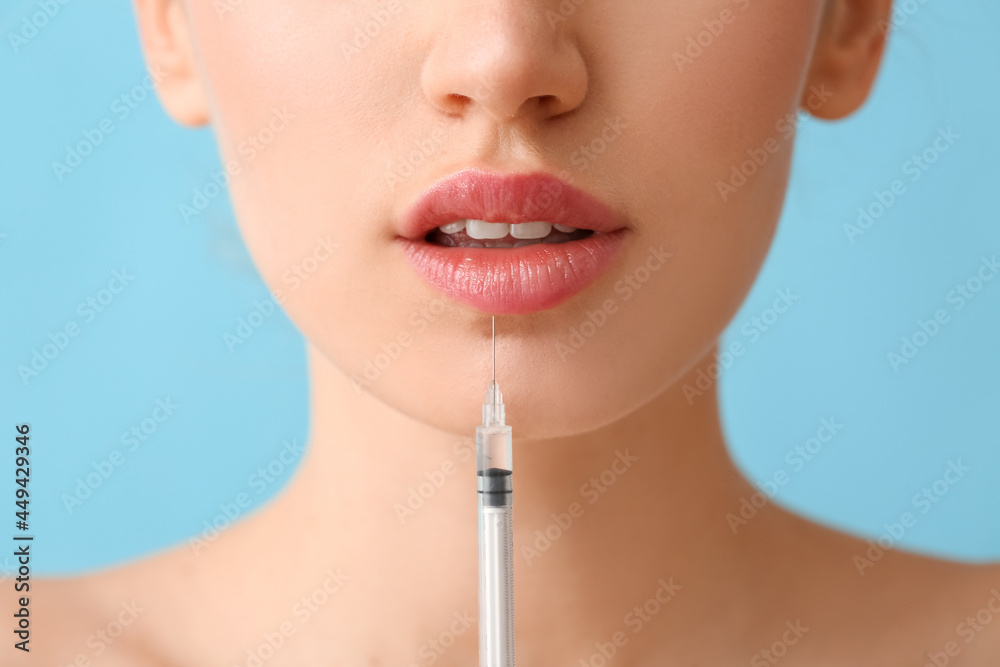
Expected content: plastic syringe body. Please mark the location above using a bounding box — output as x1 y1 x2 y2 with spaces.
477 380 515 667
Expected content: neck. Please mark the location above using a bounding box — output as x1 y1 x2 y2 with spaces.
269 340 762 664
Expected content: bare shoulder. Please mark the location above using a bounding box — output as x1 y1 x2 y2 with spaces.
18 535 219 666
20 505 298 666
935 560 1000 665
873 556 1000 665
21 556 169 665
754 501 1000 665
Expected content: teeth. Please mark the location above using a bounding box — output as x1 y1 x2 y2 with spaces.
434 219 585 242
465 219 510 240
510 221 552 239
438 220 466 234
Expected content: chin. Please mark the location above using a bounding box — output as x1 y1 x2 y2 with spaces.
313 295 708 442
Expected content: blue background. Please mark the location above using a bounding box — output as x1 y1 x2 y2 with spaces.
1 0 998 575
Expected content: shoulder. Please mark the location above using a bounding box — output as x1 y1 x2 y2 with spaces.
750 501 1000 665
24 507 295 666
23 538 215 666
21 567 155 665
932 561 1000 665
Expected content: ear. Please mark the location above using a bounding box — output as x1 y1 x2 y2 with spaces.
131 0 210 127
802 0 894 119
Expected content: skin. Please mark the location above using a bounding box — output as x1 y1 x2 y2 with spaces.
20 0 1000 664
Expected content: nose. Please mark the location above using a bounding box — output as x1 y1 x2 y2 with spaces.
420 2 588 123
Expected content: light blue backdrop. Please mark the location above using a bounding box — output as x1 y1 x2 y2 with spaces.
2 0 998 575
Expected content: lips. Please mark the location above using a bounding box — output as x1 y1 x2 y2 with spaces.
396 169 628 315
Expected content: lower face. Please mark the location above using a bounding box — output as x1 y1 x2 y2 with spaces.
183 0 825 439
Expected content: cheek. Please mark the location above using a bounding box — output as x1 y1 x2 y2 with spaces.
615 0 822 233
530 1 824 420
186 0 417 293
186 0 441 376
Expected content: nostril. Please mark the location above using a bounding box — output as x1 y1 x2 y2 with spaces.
534 95 558 112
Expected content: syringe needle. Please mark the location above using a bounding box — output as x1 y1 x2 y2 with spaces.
492 315 495 383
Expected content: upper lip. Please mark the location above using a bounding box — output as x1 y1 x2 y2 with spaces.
398 168 627 241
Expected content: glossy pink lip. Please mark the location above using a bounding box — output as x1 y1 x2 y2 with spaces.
397 169 629 315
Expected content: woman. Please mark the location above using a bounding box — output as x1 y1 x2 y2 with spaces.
35 0 1000 664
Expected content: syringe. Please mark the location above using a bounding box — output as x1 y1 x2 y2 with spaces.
477 315 515 667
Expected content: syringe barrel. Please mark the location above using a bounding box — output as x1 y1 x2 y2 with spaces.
477 425 512 485
476 426 514 667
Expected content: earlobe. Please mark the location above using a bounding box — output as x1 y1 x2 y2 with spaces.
802 0 893 120
131 0 210 127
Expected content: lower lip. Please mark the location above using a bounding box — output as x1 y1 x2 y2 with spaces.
399 230 628 315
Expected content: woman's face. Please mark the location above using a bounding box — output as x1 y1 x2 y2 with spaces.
177 0 828 439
